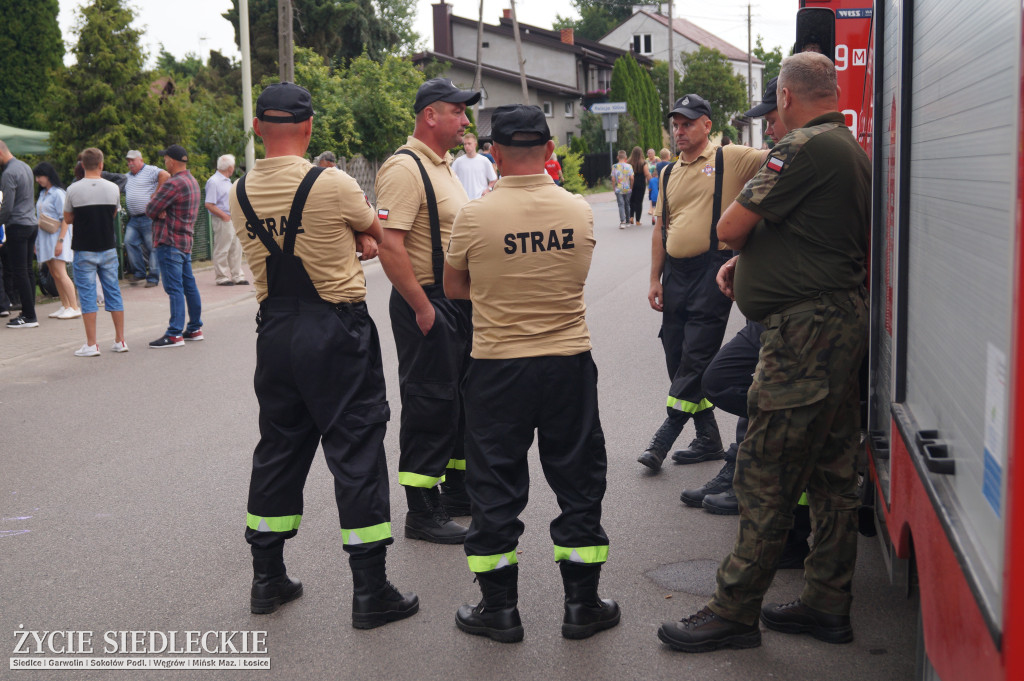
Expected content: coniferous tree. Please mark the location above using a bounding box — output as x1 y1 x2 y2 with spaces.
0 0 63 130
609 54 662 152
47 0 193 176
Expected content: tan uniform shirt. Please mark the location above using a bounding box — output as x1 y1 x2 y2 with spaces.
654 142 764 258
229 156 374 303
446 174 594 360
375 136 469 286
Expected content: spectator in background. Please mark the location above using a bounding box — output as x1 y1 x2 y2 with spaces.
314 151 337 168
146 144 203 348
544 150 563 186
611 150 633 229
205 154 248 287
0 139 40 328
63 147 127 356
33 162 79 320
451 132 497 199
628 146 651 227
124 150 169 288
480 141 496 173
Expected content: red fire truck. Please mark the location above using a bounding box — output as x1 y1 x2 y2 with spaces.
794 0 1024 678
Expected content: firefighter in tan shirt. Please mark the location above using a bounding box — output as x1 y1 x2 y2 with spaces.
444 105 619 644
229 82 417 629
640 94 766 472
374 79 480 544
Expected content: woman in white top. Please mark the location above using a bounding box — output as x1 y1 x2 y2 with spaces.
33 162 80 319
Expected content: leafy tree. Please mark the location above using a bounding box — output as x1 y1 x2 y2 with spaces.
155 48 204 81
651 60 684 121
609 54 661 151
0 0 63 129
553 0 633 42
337 53 423 161
280 46 358 159
555 143 586 194
223 0 420 82
579 109 605 155
678 46 746 141
46 0 190 175
752 35 783 85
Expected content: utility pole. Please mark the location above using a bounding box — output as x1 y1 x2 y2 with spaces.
473 0 484 119
278 0 294 82
240 0 255 170
747 3 753 145
667 1 674 108
510 0 529 104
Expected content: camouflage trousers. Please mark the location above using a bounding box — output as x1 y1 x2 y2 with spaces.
708 288 868 625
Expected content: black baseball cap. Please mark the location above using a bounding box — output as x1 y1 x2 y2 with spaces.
414 78 481 114
744 77 779 118
490 105 552 147
256 82 314 123
668 93 712 120
158 144 188 162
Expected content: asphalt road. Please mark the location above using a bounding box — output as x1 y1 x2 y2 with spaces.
0 195 917 680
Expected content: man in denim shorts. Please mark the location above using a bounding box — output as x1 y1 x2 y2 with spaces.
63 147 128 356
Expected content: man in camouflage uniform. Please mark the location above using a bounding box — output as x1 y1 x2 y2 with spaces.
657 52 870 653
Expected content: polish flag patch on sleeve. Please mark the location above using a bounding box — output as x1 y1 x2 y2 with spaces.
377 209 389 220
767 156 785 173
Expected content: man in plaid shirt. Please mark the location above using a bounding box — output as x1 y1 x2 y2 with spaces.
146 144 204 348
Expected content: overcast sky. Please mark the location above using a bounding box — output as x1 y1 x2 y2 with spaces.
56 1 798 66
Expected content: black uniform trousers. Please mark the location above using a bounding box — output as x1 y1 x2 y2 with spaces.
660 250 734 416
389 284 472 488
245 297 393 555
702 318 765 453
463 352 609 572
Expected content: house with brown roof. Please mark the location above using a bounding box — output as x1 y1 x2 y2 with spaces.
415 1 651 146
599 10 765 146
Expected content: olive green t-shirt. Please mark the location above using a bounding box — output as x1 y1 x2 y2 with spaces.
733 112 870 321
446 174 594 360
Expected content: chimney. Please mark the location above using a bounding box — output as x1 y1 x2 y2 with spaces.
433 2 453 56
560 28 575 45
503 9 511 19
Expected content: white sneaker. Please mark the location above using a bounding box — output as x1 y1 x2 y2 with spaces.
111 340 129 353
618 222 626 229
74 344 100 357
58 307 82 319
49 306 66 318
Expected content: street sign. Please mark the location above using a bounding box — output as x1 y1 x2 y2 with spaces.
591 102 627 114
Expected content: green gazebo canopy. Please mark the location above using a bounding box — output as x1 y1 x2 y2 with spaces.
0 122 50 155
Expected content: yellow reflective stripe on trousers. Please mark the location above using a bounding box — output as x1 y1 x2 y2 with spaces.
341 522 392 546
666 396 713 413
467 551 519 573
446 459 466 470
553 545 609 564
246 513 301 533
398 472 445 487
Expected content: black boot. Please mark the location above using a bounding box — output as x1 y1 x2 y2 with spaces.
559 561 620 639
702 488 739 515
680 456 736 508
405 486 468 544
778 503 812 569
440 468 471 517
637 412 689 471
350 548 419 629
671 409 724 464
455 565 524 643
250 546 303 614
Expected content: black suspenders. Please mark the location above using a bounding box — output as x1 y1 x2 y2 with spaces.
395 149 445 286
661 146 726 255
